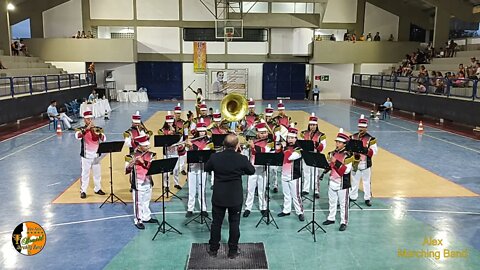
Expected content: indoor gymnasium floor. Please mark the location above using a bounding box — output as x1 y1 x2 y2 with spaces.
0 100 479 269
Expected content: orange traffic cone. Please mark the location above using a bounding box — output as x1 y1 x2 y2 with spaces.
417 121 424 134
56 123 62 135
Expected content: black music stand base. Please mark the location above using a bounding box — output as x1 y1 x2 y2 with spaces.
100 152 126 208
298 171 326 242
184 165 211 231
154 186 182 202
255 165 278 229
350 199 363 210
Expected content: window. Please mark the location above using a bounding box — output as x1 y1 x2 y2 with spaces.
11 18 31 39
183 28 268 42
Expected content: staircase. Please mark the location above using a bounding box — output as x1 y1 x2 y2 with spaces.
0 55 64 77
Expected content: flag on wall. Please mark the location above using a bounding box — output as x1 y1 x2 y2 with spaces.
193 41 207 73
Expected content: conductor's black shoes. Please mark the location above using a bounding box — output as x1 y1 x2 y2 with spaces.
314 193 320 199
277 212 290 217
201 211 209 217
298 214 305 221
80 192 86 199
365 200 372 207
185 211 193 217
95 189 106 195
144 218 158 224
243 210 251 217
174 185 182 190
273 187 278 193
322 220 335 225
135 223 145 230
207 250 217 258
228 251 240 259
301 191 309 196
339 224 347 231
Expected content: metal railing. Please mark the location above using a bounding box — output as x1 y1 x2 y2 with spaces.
0 73 95 98
352 74 479 101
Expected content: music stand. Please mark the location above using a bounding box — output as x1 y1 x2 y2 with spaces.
346 139 365 210
153 135 182 202
185 150 215 231
212 134 228 148
297 151 328 242
98 141 126 208
149 158 182 240
255 152 284 229
297 140 315 202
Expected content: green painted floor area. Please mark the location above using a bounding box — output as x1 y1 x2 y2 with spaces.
105 178 480 270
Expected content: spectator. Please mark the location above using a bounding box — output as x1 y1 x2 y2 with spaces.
305 79 311 100
75 30 81 39
374 32 381 41
0 61 6 69
474 62 480 79
426 42 434 62
87 62 95 84
429 71 437 86
359 33 365 41
366 33 372 41
312 85 320 101
388 34 394 41
438 47 445 58
351 33 357 42
18 39 30 56
88 90 98 102
87 31 94 38
343 32 349 41
329 34 336 41
435 72 444 94
81 30 87 38
458 63 465 74
47 100 76 130
417 82 427 93
447 40 457 57
382 98 393 119
417 65 428 84
11 41 19 56
453 71 466 87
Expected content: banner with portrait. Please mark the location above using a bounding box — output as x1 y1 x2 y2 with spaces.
193 41 206 73
207 69 248 100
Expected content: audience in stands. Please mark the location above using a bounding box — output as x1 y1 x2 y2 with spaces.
388 34 394 41
11 41 19 56
18 39 30 56
47 100 76 130
73 30 95 39
366 33 372 41
446 40 458 58
329 34 336 41
374 32 381 41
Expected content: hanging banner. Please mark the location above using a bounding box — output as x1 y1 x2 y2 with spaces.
193 41 207 73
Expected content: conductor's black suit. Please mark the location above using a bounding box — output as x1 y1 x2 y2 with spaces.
205 148 255 256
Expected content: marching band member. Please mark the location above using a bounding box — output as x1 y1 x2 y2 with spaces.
174 104 187 176
124 111 153 155
323 129 353 231
210 110 229 135
191 102 212 132
276 125 305 222
264 104 280 193
125 132 158 229
158 111 185 190
350 115 378 207
242 98 259 140
243 121 274 218
300 113 327 198
184 111 195 136
75 110 106 199
185 119 214 218
273 100 291 128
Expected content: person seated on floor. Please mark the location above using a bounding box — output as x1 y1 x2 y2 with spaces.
381 97 393 119
47 100 76 130
88 90 98 102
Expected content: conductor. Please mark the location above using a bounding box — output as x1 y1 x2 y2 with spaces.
205 134 255 259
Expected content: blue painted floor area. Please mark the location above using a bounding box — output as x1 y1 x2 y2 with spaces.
0 100 478 269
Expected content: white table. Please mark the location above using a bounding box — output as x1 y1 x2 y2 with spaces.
117 90 148 102
80 99 112 118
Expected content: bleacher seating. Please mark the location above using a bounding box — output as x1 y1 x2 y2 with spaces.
0 56 64 78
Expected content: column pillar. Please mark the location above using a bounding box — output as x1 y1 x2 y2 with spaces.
30 12 44 38
0 0 11 55
433 7 450 48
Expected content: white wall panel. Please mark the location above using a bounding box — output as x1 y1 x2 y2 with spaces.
90 0 133 20
95 63 136 91
292 28 313 56
137 27 180 53
272 3 295 13
227 42 268 55
364 3 399 41
359 63 397 75
183 63 226 100
182 0 216 21
183 41 225 54
227 63 262 100
243 2 268 13
313 64 354 100
271 29 293 54
322 0 357 23
137 0 179 20
43 0 82 38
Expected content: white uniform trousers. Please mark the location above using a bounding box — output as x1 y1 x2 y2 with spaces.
58 113 73 129
187 171 207 211
132 181 153 224
350 167 372 200
80 156 102 193
270 166 280 188
327 181 349 225
302 161 320 194
281 177 304 215
245 166 266 211
172 154 186 186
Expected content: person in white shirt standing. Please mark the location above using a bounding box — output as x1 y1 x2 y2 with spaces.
75 110 106 199
47 100 75 130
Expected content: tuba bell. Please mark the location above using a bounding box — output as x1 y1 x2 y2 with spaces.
220 93 248 122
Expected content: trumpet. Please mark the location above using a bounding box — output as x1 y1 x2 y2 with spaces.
140 121 153 136
126 149 150 168
170 135 207 147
